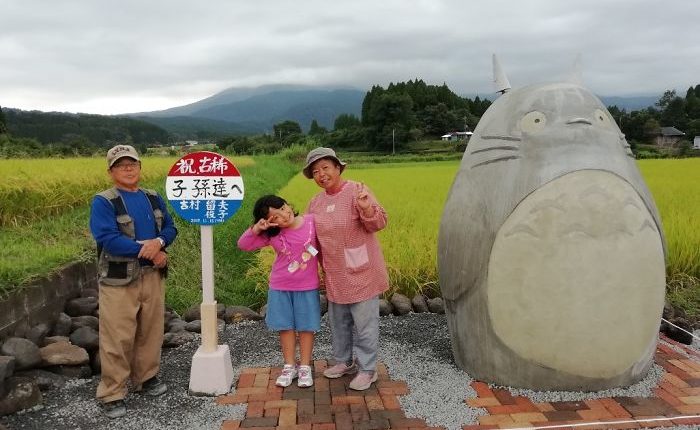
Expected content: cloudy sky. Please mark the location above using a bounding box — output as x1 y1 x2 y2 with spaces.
2 0 698 115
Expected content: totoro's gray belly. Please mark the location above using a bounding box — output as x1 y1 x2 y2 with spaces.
487 170 665 378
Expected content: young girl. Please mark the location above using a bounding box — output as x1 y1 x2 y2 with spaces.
237 195 321 388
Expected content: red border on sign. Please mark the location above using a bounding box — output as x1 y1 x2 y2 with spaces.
167 151 240 177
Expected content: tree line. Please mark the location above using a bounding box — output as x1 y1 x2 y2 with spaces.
609 85 700 149
0 108 169 157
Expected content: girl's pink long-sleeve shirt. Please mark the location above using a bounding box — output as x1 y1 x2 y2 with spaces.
237 214 319 291
307 180 389 304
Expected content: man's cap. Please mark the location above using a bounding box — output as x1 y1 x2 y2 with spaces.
302 147 347 179
107 144 140 168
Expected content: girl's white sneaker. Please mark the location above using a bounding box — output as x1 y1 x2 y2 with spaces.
297 365 314 388
275 364 298 387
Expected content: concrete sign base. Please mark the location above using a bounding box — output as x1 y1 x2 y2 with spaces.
188 344 234 396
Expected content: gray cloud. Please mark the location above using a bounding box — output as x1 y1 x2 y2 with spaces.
1 0 698 114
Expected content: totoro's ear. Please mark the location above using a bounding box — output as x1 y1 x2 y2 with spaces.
492 54 511 95
567 54 583 85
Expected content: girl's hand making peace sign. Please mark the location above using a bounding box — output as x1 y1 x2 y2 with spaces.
252 217 278 235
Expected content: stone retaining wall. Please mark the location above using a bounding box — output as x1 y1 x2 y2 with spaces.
0 261 97 340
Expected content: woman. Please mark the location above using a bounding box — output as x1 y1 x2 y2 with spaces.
303 147 389 391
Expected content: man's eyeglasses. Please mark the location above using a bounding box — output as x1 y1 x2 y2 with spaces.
112 162 141 171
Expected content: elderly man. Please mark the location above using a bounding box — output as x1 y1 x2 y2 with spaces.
89 144 177 418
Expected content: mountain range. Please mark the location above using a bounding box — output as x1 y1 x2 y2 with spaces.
128 85 659 138
128 84 365 136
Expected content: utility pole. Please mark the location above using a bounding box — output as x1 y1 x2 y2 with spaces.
392 128 395 155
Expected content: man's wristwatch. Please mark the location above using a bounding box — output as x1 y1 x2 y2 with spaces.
156 237 166 248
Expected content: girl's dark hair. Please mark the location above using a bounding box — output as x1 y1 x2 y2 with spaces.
252 194 298 237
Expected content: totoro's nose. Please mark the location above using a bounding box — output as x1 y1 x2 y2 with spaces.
566 118 592 125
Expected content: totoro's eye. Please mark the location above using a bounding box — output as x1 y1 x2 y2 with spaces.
594 109 612 127
520 111 547 133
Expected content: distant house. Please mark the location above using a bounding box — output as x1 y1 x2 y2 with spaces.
185 140 199 146
655 127 685 147
694 136 700 150
441 131 473 141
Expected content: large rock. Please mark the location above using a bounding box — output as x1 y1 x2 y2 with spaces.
1 338 41 371
44 365 92 379
64 297 98 317
167 319 187 333
80 288 99 298
52 313 73 337
39 342 89 366
14 369 67 391
71 315 99 331
184 320 202 333
379 299 394 316
184 304 225 322
69 327 99 351
390 293 413 316
258 304 268 319
162 331 195 348
0 356 15 381
224 306 262 323
182 305 200 322
164 309 180 326
426 297 444 314
0 377 42 416
42 336 70 346
26 323 51 347
11 321 29 339
411 295 429 313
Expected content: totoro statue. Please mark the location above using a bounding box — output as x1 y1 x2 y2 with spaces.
438 57 666 390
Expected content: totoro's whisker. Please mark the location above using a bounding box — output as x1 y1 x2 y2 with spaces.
471 155 521 168
480 135 521 141
470 146 519 155
623 197 641 210
638 219 656 232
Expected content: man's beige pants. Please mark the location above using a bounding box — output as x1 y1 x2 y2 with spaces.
96 268 165 403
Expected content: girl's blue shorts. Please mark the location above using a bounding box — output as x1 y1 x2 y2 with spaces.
265 289 321 332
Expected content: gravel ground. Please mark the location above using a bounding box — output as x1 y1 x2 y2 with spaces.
1 314 699 430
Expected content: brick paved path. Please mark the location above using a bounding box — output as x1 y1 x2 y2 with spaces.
216 334 700 430
216 360 440 430
465 334 700 429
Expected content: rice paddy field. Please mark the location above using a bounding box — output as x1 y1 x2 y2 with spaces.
276 158 700 312
2 156 699 315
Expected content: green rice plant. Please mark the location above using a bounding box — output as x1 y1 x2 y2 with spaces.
638 158 700 280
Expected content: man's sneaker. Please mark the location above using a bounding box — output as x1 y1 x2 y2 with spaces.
275 364 298 387
322 361 357 379
142 376 167 396
297 365 314 388
103 399 126 419
348 371 378 391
